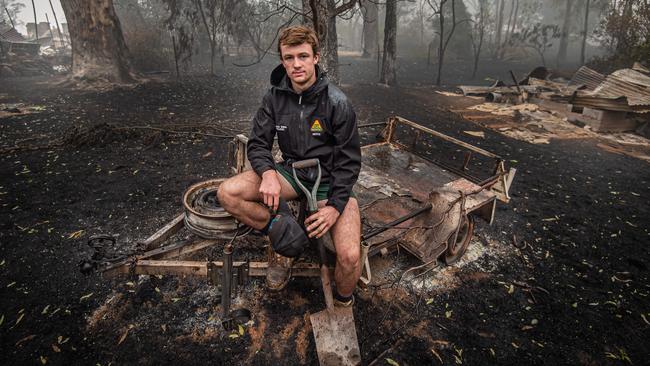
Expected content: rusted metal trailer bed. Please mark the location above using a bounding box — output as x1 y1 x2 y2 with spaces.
352 116 515 270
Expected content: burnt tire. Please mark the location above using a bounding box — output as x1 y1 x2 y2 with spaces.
443 215 474 265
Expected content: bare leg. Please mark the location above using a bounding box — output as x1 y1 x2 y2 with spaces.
218 170 297 230
319 198 361 297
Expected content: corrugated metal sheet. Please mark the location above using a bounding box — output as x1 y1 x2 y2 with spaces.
0 26 27 43
458 85 539 96
569 66 605 91
592 68 650 107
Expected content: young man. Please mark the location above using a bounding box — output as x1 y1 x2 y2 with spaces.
218 26 361 306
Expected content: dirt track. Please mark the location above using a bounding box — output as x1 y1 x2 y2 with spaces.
1 57 648 365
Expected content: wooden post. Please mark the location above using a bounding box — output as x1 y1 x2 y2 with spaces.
170 31 180 79
45 13 57 50
48 0 67 47
4 7 15 28
31 0 38 41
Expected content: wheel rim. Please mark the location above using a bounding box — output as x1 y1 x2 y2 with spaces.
444 215 474 264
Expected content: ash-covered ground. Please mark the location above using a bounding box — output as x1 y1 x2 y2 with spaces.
1 57 648 365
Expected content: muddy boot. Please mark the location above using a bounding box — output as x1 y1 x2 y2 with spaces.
265 245 293 291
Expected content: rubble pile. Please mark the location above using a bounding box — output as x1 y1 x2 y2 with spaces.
1 23 70 77
459 63 650 137
0 54 60 76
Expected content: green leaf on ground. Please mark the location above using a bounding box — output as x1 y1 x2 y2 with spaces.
16 313 25 325
385 358 399 366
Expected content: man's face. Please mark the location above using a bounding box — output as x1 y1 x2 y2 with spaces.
280 42 319 88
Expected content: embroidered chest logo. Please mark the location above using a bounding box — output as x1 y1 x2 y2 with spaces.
310 119 323 133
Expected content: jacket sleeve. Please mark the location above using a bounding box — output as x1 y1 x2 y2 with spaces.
326 99 361 214
247 91 276 177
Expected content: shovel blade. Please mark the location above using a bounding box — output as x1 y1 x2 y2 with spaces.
310 306 361 366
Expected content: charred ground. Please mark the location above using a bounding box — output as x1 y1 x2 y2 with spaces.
1 58 648 365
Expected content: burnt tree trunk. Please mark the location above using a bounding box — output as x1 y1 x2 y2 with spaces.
60 0 135 83
196 0 217 75
325 0 339 83
556 0 573 67
494 0 505 58
361 0 378 58
506 0 519 44
380 0 396 86
436 0 456 86
305 0 356 85
471 1 487 78
580 0 590 65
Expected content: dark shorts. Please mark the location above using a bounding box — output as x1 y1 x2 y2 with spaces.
276 164 330 201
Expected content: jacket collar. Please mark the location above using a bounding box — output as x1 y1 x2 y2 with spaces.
270 64 328 97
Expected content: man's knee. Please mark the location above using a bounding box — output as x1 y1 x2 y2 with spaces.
336 244 361 271
218 176 243 210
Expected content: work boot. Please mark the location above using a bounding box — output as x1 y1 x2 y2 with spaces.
265 245 293 291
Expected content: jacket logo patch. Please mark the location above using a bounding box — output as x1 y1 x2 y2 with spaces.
311 119 323 133
276 125 287 132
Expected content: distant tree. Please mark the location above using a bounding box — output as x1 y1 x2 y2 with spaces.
360 0 378 58
580 0 591 65
512 23 560 66
0 0 24 26
593 0 650 70
467 0 490 78
195 0 221 75
427 0 463 85
380 0 396 85
555 0 574 67
493 0 505 58
60 0 136 83
114 0 171 72
303 0 357 85
494 0 520 58
162 0 201 74
431 0 473 60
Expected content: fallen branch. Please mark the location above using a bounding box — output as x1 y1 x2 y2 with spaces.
1 123 235 154
112 125 234 139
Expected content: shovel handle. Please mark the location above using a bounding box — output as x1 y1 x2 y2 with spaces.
292 158 319 169
291 159 321 213
317 237 335 309
309 208 334 309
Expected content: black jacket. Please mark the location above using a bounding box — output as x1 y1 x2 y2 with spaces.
247 64 361 213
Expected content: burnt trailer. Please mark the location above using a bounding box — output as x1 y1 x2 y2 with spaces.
101 116 515 283
97 116 515 365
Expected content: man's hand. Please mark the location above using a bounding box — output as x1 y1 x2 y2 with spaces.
305 206 340 238
259 170 282 212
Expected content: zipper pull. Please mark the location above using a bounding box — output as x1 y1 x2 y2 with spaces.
298 95 302 105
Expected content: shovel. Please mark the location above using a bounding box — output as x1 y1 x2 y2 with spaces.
291 159 361 366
